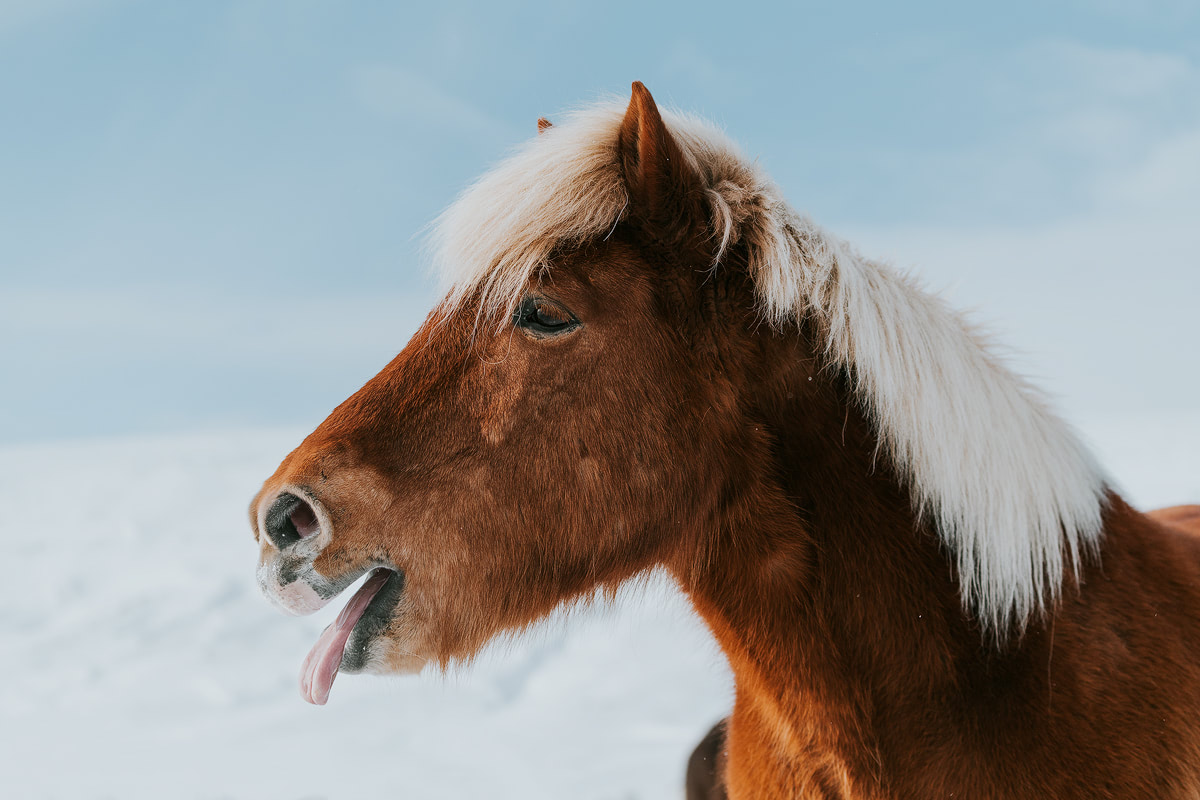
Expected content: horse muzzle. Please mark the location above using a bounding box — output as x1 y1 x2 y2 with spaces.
254 487 341 616
252 485 409 704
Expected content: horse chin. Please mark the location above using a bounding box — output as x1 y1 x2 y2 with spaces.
337 568 413 674
349 637 429 677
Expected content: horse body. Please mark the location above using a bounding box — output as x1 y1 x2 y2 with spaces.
673 304 1200 797
249 83 1200 797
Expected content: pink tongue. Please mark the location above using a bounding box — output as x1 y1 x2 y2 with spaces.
300 568 392 705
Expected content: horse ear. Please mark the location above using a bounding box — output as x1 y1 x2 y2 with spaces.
537 117 553 134
617 82 704 236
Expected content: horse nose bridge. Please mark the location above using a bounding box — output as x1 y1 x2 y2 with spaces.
318 336 456 444
251 427 358 540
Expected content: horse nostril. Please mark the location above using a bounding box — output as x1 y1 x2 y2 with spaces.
264 492 321 549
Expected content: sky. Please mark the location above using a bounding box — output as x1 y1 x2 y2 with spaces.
1 0 1197 443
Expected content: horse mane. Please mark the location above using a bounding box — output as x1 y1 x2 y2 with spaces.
428 100 1109 636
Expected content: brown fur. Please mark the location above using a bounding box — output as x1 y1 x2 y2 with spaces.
1150 505 1200 535
252 84 1200 797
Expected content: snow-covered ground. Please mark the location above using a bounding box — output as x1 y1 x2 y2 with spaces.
2 417 1197 799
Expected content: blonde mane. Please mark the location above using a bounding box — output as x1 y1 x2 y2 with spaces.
429 101 1109 634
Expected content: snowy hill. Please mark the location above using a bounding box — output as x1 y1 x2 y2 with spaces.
2 418 1196 798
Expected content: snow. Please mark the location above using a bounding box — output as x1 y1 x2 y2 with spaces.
2 418 1197 798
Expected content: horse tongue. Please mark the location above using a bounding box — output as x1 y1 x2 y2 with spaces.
299 568 391 706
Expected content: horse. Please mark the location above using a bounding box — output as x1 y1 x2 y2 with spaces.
250 82 1200 798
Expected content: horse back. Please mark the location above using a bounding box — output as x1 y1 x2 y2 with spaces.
1148 505 1200 538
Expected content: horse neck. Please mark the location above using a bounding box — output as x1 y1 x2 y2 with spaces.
671 330 980 770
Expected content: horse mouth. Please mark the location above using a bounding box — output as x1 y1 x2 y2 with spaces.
299 567 405 705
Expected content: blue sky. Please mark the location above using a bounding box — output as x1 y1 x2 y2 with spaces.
2 0 1197 443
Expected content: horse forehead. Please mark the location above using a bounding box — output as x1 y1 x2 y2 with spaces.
540 236 670 303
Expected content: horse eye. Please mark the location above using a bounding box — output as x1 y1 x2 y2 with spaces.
515 296 580 337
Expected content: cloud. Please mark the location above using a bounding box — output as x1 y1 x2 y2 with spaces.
831 38 1200 405
0 0 121 36
1094 127 1200 216
350 65 516 142
833 39 1200 227
1066 0 1200 25
980 40 1200 221
1004 40 1198 165
842 114 1200 419
660 40 741 97
1022 40 1192 100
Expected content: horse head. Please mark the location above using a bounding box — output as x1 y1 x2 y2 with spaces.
249 83 782 703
